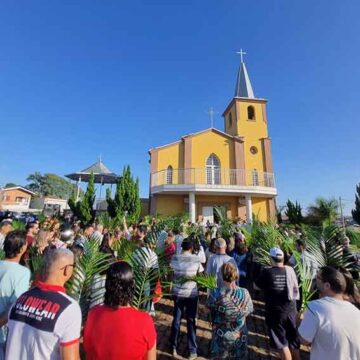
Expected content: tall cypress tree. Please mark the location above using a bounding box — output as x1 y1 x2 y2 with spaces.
68 172 96 225
106 166 141 224
352 183 360 225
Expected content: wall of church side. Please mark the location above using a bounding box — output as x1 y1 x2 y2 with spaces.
252 197 270 222
261 138 273 173
191 132 234 184
155 195 186 215
157 143 181 170
268 198 277 222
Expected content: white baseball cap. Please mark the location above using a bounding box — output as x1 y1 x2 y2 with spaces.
269 247 284 258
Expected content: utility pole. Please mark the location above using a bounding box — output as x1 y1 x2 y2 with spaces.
339 196 345 230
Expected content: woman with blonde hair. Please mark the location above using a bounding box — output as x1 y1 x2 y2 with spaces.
33 229 51 254
207 262 253 359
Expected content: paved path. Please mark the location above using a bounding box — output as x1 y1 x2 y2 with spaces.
155 292 310 360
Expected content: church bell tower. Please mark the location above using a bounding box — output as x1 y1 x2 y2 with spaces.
223 50 273 176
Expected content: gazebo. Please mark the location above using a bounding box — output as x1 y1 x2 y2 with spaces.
65 158 119 201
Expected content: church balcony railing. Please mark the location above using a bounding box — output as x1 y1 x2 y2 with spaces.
150 168 276 189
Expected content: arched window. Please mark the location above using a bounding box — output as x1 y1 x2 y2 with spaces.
206 154 221 185
229 112 232 127
252 169 259 186
247 106 255 121
166 165 173 184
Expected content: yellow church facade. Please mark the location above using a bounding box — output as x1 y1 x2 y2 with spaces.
149 57 277 223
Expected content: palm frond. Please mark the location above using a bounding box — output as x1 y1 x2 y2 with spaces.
214 206 233 240
250 221 294 265
65 239 113 321
305 225 351 269
177 273 217 289
156 213 188 233
96 213 118 231
113 238 137 263
293 252 316 312
132 246 161 309
28 247 44 280
11 220 26 231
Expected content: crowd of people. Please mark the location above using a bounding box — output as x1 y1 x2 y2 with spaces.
0 215 359 360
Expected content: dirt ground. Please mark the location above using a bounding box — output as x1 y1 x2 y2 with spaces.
155 292 310 360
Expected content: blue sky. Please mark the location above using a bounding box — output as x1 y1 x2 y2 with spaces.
0 0 359 215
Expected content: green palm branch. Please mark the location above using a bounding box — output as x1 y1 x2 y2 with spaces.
96 213 118 231
113 238 137 263
130 228 178 309
27 247 44 280
250 221 296 265
11 220 26 231
177 273 217 289
131 246 161 309
214 206 233 240
293 251 316 312
305 225 352 269
66 239 113 321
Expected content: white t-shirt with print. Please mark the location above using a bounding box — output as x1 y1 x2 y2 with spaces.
5 284 81 360
298 297 360 360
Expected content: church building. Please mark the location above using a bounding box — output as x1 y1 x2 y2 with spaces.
148 55 277 223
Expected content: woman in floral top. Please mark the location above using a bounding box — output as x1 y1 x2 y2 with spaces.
207 262 253 359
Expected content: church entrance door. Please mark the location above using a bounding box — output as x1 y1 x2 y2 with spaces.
202 206 214 224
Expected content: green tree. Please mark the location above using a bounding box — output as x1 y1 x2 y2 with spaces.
285 199 303 225
68 173 96 225
26 172 43 194
106 181 123 221
307 197 339 226
106 166 141 224
4 183 17 188
351 183 360 225
26 172 77 199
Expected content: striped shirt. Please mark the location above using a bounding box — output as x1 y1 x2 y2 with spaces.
171 253 203 298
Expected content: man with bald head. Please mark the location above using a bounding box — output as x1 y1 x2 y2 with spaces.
206 238 237 289
5 249 81 360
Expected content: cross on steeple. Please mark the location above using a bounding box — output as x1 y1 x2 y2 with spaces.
207 107 218 128
236 48 247 63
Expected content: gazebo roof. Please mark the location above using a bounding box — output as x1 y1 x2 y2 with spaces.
65 160 119 184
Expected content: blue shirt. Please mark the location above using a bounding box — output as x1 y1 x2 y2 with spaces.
0 260 30 344
206 254 237 289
